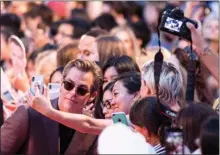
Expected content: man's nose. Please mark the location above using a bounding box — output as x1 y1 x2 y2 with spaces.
110 98 116 106
68 87 77 96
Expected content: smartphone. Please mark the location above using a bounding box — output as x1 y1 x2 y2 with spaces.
112 112 129 126
2 90 16 104
165 128 184 155
48 83 60 100
30 75 44 96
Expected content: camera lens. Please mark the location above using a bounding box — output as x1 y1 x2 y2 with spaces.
118 119 121 122
49 85 52 89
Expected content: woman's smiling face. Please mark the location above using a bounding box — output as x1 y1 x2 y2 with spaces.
110 80 135 115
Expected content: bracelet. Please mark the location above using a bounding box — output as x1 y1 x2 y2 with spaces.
200 47 212 56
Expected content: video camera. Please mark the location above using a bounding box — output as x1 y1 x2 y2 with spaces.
159 7 198 41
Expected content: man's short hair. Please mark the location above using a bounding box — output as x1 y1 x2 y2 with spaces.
142 61 183 106
66 18 91 39
63 59 103 91
85 28 108 38
92 13 118 32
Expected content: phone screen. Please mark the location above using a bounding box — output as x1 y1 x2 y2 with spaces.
3 91 15 103
165 128 184 155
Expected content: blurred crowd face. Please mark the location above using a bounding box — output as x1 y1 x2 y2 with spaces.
50 70 63 83
103 66 118 89
102 89 114 119
25 17 40 34
144 4 159 32
114 31 133 57
77 35 99 62
54 23 74 46
203 20 219 41
58 67 94 113
7 2 29 16
111 80 134 115
9 41 24 65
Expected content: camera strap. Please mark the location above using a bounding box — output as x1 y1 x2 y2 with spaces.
185 40 197 102
154 15 177 120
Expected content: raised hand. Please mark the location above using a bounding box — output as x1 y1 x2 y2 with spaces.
186 20 205 56
82 103 95 117
26 83 53 116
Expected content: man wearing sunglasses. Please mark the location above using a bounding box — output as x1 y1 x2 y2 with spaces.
1 59 103 155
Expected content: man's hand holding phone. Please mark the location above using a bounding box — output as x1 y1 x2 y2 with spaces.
27 82 53 116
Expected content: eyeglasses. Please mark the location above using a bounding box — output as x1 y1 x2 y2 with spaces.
101 99 112 109
63 80 90 96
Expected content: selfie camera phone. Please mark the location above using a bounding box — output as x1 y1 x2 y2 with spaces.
48 83 60 100
112 112 129 126
2 90 16 104
30 75 44 96
165 127 184 155
159 7 198 41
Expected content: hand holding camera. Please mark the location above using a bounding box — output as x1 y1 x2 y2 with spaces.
186 21 206 56
159 7 207 57
159 7 198 41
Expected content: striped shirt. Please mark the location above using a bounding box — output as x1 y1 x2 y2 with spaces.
154 143 166 155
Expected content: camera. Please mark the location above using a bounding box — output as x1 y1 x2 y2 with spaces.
159 7 198 41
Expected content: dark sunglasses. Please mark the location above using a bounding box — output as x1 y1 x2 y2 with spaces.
63 80 89 96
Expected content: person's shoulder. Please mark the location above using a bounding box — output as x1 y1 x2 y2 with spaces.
14 104 29 114
3 104 29 125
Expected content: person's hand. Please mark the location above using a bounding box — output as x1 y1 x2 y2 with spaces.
27 83 52 116
184 2 200 18
82 103 95 117
185 1 200 9
186 21 206 56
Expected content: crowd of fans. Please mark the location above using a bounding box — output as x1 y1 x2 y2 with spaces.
0 1 219 155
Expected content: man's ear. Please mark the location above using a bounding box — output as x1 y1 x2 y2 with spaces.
144 83 153 96
88 91 98 103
